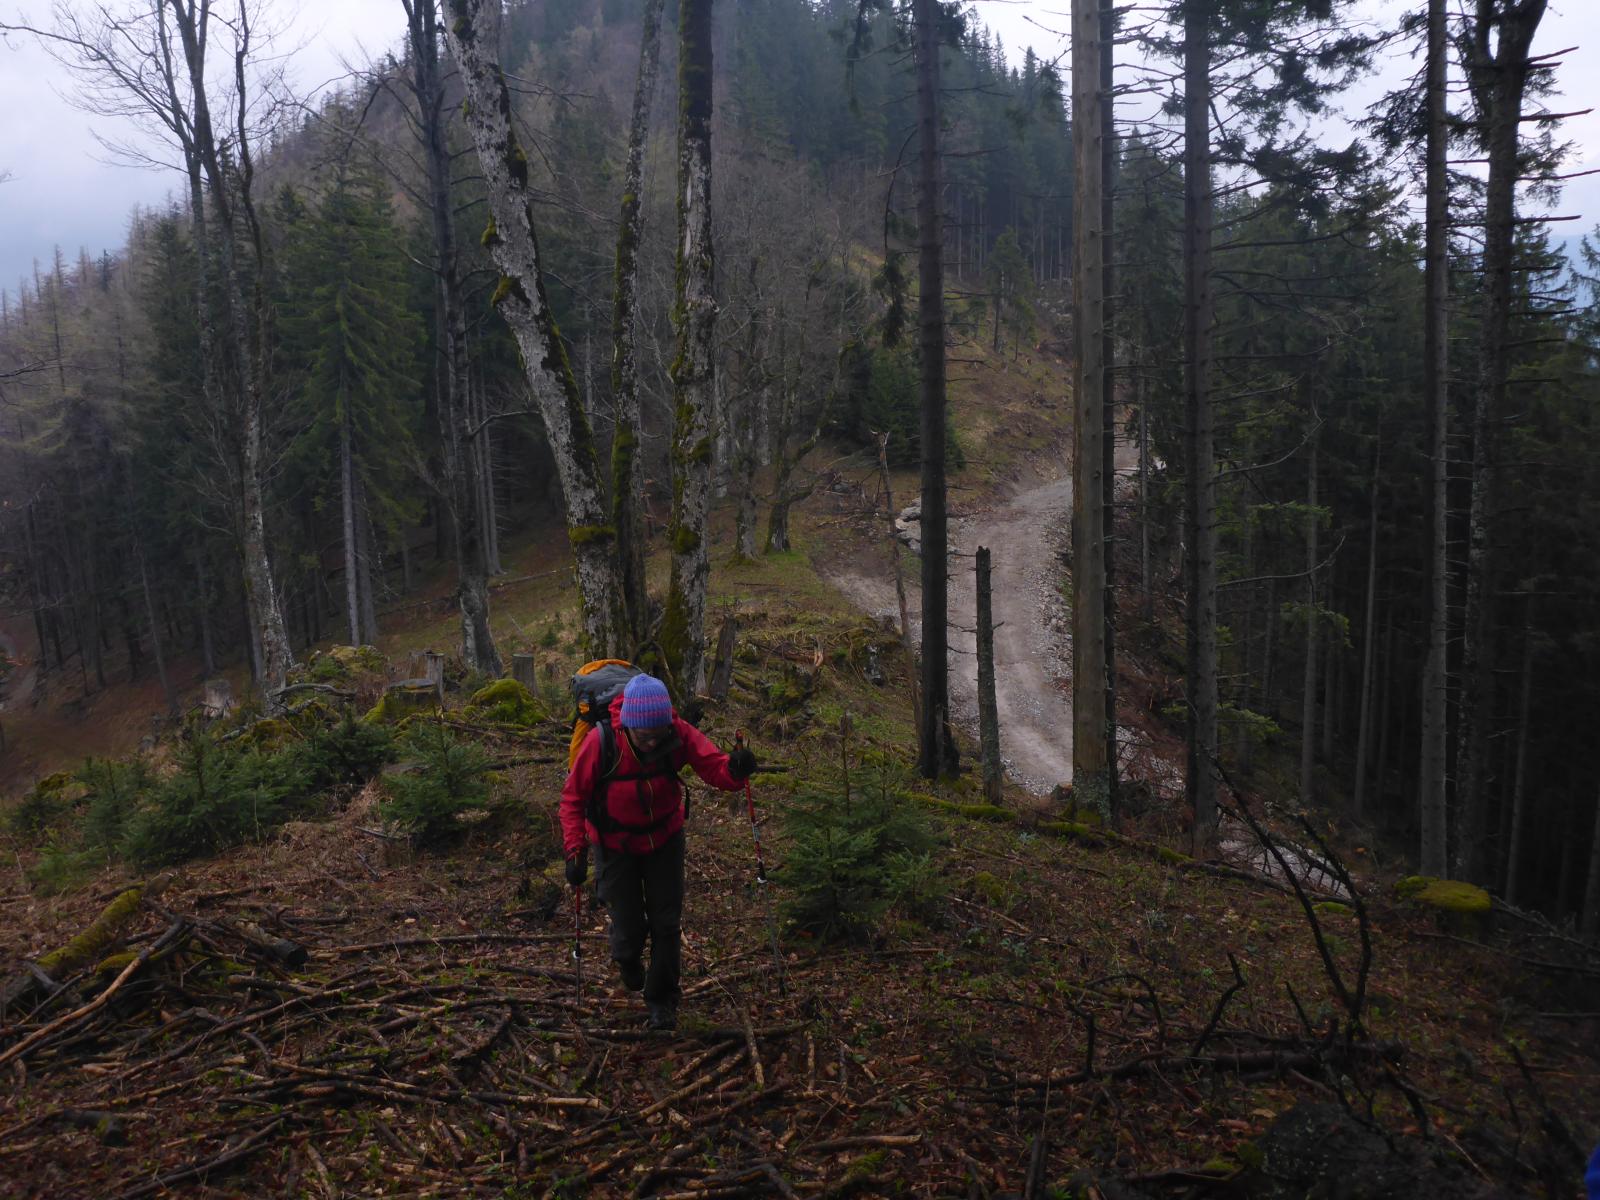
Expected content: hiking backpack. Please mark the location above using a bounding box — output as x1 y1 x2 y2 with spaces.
568 659 685 836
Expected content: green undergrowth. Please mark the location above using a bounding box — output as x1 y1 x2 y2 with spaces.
8 714 396 880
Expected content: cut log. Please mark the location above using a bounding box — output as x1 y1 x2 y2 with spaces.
1 875 171 1018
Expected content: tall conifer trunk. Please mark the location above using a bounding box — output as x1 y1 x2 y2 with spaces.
914 0 957 777
1182 0 1218 848
1299 431 1320 807
1417 0 1451 876
404 0 501 675
662 0 718 697
1456 0 1547 882
444 0 625 658
1072 0 1109 810
341 398 362 645
610 0 666 648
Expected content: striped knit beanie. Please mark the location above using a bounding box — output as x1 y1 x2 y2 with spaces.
618 674 673 729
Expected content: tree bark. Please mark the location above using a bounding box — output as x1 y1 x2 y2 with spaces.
170 0 294 703
1182 1 1218 849
1072 0 1109 813
1100 0 1119 817
1416 0 1452 876
1299 431 1319 808
341 397 362 645
976 546 1003 805
914 0 958 778
1503 615 1534 903
611 0 666 646
1583 785 1600 943
443 0 624 659
403 0 501 676
1353 458 1379 817
661 0 719 697
1455 0 1547 882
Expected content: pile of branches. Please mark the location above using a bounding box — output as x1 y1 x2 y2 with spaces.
0 887 928 1198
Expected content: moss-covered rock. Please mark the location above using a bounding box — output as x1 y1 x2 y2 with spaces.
1313 901 1354 917
1413 879 1490 915
1394 875 1490 914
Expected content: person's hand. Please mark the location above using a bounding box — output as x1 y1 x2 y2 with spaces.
565 850 589 888
728 746 757 779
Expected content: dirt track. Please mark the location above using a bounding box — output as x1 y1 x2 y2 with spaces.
825 474 1078 796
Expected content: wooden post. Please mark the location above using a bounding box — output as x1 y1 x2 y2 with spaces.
976 547 1002 805
708 615 738 703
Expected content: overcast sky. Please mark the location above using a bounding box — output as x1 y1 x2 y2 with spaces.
1 0 1598 293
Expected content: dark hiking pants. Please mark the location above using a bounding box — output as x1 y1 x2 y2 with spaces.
594 830 685 1008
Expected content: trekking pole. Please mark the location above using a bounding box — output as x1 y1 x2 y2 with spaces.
736 730 786 995
571 885 585 1003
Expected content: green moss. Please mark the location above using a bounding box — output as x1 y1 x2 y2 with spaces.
1156 846 1191 865
916 794 1013 822
509 143 530 187
1313 901 1354 917
490 275 514 307
464 678 546 727
480 216 498 248
671 525 700 555
848 1150 888 1178
1235 1141 1265 1170
568 524 616 547
1041 820 1105 845
362 685 440 725
971 871 1017 907
1394 874 1433 899
1413 879 1491 915
38 883 150 975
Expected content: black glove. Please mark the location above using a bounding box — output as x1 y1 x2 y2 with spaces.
565 850 589 888
728 747 757 780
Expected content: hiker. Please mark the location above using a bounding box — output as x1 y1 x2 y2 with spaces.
560 673 756 1030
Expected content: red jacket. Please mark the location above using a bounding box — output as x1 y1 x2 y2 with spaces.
560 694 743 857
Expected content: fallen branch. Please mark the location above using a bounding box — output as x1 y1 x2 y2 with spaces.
0 920 188 1068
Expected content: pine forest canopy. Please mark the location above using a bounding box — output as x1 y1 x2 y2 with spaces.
0 0 1597 941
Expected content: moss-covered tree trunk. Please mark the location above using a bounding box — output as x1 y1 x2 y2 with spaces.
661 0 718 696
610 0 663 648
443 0 625 658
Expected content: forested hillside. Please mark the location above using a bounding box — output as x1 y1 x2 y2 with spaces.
2 0 1600 1194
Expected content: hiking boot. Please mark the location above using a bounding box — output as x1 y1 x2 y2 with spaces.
616 959 645 993
646 1003 677 1032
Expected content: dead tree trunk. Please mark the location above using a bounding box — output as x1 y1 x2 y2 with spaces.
443 0 625 659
